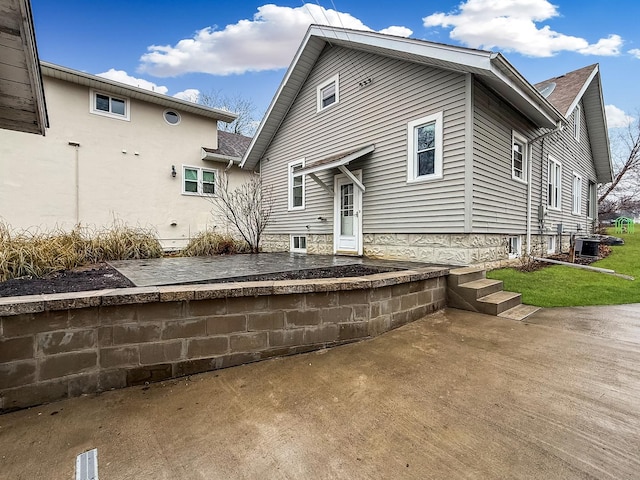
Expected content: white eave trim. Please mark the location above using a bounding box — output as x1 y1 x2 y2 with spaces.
201 148 240 164
296 144 375 176
40 61 237 123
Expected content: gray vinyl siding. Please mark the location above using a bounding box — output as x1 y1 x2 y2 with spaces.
472 81 537 233
537 99 597 235
260 45 468 236
471 84 598 237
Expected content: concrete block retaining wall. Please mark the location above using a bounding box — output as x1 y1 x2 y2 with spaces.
0 267 448 412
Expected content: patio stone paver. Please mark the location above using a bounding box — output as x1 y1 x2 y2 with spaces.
108 253 438 287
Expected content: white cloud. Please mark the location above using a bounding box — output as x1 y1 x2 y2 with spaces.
605 105 635 128
138 3 412 77
96 68 168 94
629 48 640 59
423 0 623 57
379 26 413 37
173 89 200 102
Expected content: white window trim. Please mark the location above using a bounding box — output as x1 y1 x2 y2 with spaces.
547 235 556 254
573 104 581 142
406 111 444 183
288 159 306 211
572 171 582 215
587 181 596 220
316 74 340 112
182 165 217 196
90 88 130 121
511 131 528 184
163 109 181 125
508 236 522 259
547 155 562 211
290 235 307 253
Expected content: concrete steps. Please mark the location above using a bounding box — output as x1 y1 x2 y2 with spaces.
447 267 539 320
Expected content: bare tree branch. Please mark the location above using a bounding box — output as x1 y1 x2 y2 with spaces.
209 173 273 253
197 90 260 137
598 114 640 218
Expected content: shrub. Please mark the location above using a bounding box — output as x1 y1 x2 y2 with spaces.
0 221 162 282
181 231 248 257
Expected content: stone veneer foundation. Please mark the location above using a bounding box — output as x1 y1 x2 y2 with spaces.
0 266 447 412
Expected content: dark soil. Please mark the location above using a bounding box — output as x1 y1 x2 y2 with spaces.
0 263 398 298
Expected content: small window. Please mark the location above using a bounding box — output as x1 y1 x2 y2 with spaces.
90 89 129 120
508 236 521 259
164 110 181 125
573 104 581 142
512 132 528 183
547 235 556 254
407 112 443 182
317 74 339 112
587 181 597 219
290 235 307 253
547 155 562 211
288 159 305 210
182 165 217 196
572 172 582 215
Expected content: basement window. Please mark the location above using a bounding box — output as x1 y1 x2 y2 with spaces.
508 236 521 259
290 235 307 253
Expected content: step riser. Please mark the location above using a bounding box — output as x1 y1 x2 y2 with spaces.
477 294 522 316
458 281 503 301
447 271 486 288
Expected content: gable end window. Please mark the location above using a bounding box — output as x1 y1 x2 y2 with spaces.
512 132 528 183
573 104 581 142
572 172 582 215
317 74 339 112
182 166 216 196
547 155 562 211
288 159 305 210
407 112 443 183
90 89 130 121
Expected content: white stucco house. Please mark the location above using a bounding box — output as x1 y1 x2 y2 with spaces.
0 61 253 249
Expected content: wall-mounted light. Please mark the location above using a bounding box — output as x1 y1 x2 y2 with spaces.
171 165 177 178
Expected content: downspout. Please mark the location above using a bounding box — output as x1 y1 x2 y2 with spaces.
526 146 533 254
68 141 81 224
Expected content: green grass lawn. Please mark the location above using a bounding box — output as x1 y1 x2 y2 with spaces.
487 231 640 307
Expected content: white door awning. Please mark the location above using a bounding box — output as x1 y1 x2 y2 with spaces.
297 144 374 194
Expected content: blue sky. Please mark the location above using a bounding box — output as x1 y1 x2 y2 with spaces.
31 0 639 129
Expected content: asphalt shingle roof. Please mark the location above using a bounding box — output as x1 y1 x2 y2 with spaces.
204 130 252 159
534 64 597 117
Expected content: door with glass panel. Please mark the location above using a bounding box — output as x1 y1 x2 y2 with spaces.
334 172 362 255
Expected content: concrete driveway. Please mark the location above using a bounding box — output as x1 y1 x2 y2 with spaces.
1 305 639 479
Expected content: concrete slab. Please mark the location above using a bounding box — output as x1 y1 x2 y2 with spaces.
1 305 639 479
108 253 437 287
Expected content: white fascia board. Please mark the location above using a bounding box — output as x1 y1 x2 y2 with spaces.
489 53 564 128
40 61 237 123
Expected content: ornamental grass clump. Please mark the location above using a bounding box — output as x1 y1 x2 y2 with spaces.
0 221 162 282
181 230 249 257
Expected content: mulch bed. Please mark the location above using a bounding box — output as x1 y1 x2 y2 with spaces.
0 263 398 298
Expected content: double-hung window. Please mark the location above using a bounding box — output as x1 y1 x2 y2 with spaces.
407 112 443 182
317 74 339 112
288 159 305 210
573 104 581 142
90 89 129 120
572 172 582 215
512 132 528 183
547 156 562 210
183 166 216 195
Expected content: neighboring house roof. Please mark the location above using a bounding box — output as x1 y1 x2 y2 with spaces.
40 61 238 124
535 64 612 183
201 130 252 164
242 25 566 170
0 0 48 135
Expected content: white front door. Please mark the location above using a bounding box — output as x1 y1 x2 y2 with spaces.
334 171 362 255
